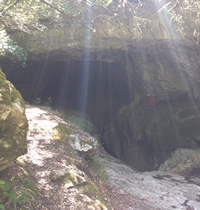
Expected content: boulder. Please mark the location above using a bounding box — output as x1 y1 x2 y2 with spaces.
69 132 99 160
159 148 200 175
103 99 200 171
0 68 28 171
52 122 99 159
50 165 88 187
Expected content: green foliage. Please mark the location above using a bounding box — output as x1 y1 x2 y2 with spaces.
0 205 5 210
0 0 200 42
82 182 107 204
33 97 52 107
43 97 53 107
0 178 40 210
54 123 73 139
0 30 27 67
88 154 107 182
83 154 107 205
94 0 112 7
68 115 95 134
93 133 103 146
1 0 200 46
33 97 42 106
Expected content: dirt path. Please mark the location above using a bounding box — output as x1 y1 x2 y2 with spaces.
19 105 108 209
22 106 85 209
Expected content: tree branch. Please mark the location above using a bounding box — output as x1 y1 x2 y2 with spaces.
4 0 21 12
40 0 93 31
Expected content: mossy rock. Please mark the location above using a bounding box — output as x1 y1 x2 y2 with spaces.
104 99 200 171
51 123 74 140
0 68 28 171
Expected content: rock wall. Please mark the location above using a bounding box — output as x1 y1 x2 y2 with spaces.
2 39 200 172
0 68 28 171
104 99 200 171
102 41 200 171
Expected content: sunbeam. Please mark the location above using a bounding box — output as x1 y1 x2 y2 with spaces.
154 0 200 116
78 1 94 116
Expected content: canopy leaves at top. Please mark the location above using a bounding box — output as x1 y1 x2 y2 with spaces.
0 0 200 65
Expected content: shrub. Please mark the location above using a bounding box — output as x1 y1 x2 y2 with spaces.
0 178 41 210
68 115 95 135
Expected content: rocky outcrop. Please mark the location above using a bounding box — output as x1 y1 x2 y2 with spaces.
52 122 99 160
159 148 200 175
69 132 99 159
0 68 28 171
104 99 200 171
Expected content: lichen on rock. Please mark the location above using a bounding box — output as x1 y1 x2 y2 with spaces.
0 67 28 171
51 123 73 140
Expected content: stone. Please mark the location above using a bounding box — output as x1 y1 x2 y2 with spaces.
159 148 200 175
103 99 200 171
50 166 88 187
69 132 99 159
0 68 28 171
76 194 108 210
52 121 99 159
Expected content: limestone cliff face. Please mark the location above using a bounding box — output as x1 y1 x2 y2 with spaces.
6 1 200 62
0 68 28 171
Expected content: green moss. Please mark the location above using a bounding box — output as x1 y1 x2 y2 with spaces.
0 177 42 210
0 68 28 162
88 154 107 182
67 172 76 180
82 182 108 205
0 68 25 108
53 123 74 139
68 115 96 135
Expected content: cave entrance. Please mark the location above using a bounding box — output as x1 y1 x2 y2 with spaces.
2 56 134 136
2 40 200 173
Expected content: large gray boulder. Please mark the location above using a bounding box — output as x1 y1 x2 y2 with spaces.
104 99 200 172
0 68 28 171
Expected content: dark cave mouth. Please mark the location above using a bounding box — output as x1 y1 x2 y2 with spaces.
1 56 160 172
2 57 134 135
1 54 191 173
1 57 137 168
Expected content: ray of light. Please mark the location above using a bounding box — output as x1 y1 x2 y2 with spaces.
149 0 200 148
78 0 94 116
29 54 50 101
